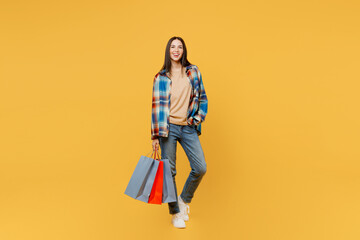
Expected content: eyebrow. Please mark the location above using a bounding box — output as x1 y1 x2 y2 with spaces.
171 45 183 47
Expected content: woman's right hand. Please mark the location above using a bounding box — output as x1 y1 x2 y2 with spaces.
152 139 160 151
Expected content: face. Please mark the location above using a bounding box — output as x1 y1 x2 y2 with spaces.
169 39 184 62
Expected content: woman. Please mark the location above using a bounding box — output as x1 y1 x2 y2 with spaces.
151 36 208 228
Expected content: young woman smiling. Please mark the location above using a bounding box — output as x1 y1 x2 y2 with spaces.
151 36 208 229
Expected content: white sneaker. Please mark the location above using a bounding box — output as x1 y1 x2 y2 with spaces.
178 195 190 221
171 212 186 228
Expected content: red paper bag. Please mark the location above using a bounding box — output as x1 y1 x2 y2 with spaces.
148 150 164 204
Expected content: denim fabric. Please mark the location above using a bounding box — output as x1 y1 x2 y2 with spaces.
158 123 207 214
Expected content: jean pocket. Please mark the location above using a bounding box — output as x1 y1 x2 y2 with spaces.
187 124 196 132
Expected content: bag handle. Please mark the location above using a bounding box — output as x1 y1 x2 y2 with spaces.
146 149 161 160
152 149 161 160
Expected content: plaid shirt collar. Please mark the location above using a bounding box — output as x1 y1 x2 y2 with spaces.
159 65 195 79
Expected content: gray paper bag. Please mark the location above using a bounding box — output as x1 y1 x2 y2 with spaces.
161 159 177 203
124 155 160 203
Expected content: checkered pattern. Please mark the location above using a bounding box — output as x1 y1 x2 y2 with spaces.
151 65 208 140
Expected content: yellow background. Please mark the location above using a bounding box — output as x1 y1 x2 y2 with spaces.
1 0 359 239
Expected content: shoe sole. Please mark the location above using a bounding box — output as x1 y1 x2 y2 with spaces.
171 222 186 228
173 225 186 229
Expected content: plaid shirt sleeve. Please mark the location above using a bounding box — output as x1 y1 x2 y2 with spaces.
151 73 160 140
188 66 208 126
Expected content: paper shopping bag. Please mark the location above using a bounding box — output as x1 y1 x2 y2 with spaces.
124 153 160 203
161 158 177 203
148 154 164 204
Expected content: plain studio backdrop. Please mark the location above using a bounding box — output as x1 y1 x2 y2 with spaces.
0 0 359 239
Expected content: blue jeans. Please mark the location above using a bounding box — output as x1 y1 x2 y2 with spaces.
158 123 207 215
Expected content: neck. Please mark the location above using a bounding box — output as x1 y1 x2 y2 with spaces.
171 60 183 71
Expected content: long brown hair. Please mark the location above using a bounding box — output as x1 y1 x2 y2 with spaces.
160 36 192 75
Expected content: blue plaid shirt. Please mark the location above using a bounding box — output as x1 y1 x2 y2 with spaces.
151 64 208 140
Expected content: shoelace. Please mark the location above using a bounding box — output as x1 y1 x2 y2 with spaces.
180 202 190 215
173 213 182 220
185 204 190 214
178 196 190 215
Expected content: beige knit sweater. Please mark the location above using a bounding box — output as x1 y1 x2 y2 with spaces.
169 73 192 125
